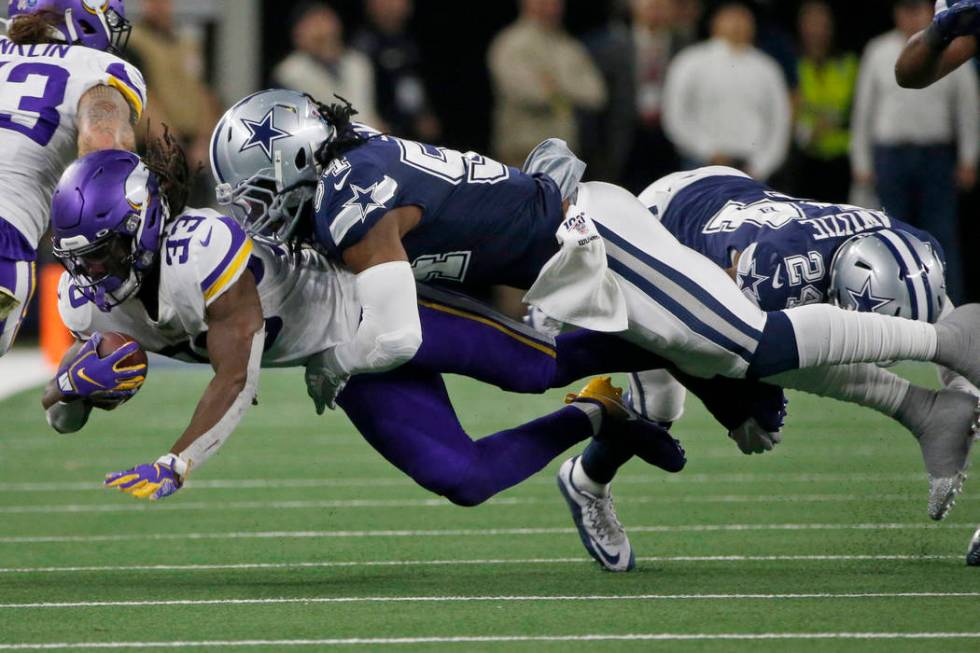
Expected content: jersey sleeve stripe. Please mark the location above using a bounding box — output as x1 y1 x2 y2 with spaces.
202 239 253 303
199 219 247 293
106 76 144 120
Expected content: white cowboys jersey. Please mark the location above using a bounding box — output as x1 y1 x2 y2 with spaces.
0 37 146 248
59 209 360 367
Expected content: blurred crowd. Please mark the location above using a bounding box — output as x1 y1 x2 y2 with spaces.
260 0 978 304
114 0 980 309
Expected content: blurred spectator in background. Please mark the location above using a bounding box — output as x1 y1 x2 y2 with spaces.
273 2 382 128
128 0 221 176
620 0 682 192
579 2 635 184
673 0 704 49
793 0 857 202
487 0 607 167
750 0 800 90
353 0 441 141
850 0 978 304
662 2 790 181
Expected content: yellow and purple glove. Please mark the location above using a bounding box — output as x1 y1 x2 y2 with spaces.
57 332 146 403
104 454 188 500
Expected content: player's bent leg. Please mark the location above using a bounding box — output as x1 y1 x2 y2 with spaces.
557 377 686 572
893 386 979 520
336 366 602 507
410 285 558 394
0 258 36 357
768 363 980 520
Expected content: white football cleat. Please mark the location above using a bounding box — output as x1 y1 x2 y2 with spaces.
557 456 635 572
967 526 980 567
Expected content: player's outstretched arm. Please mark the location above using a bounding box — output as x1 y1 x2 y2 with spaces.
896 2 980 89
76 85 137 156
305 207 423 414
105 272 265 500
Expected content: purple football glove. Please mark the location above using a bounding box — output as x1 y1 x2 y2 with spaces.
57 332 146 402
934 0 980 44
104 454 188 501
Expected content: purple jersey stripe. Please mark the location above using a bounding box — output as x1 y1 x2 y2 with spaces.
0 217 36 261
105 62 145 113
199 217 248 294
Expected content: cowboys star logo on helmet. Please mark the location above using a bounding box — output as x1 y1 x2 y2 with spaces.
239 108 291 160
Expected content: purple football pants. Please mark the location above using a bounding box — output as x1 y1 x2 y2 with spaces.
336 287 777 506
0 218 36 357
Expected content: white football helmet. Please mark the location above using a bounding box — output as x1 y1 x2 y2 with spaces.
210 89 335 245
828 230 946 323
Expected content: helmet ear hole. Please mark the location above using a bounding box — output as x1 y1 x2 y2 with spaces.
295 147 308 170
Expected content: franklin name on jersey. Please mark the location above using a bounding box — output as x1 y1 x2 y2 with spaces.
0 36 146 249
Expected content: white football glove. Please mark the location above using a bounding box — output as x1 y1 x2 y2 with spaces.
728 417 782 455
305 347 349 415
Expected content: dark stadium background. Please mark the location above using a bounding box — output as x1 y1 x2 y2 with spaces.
261 0 902 155
259 0 980 303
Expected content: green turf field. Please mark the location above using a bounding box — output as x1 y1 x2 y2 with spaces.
1 363 979 651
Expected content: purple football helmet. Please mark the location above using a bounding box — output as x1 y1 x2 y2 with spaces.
7 0 131 53
51 150 167 312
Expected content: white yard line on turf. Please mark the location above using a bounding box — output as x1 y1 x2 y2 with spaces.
0 493 955 515
0 472 926 493
3 634 980 649
4 593 980 610
0 554 957 575
0 522 965 545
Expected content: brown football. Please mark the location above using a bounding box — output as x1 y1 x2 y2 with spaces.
97 331 148 368
90 331 148 410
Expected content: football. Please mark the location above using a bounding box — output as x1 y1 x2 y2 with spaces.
90 331 148 410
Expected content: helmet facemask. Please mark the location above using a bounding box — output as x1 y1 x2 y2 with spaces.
215 152 317 247
55 232 141 312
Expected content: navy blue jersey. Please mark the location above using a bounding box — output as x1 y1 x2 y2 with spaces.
658 174 944 311
312 127 565 290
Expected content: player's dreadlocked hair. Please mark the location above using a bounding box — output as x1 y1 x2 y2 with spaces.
310 95 380 167
6 10 63 45
144 127 194 218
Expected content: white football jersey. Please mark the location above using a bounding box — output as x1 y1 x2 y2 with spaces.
59 209 360 367
0 37 146 248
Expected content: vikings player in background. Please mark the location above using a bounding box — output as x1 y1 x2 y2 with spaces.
897 0 980 88
0 0 144 355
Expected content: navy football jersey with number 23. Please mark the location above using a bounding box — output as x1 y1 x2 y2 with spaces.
312 125 565 290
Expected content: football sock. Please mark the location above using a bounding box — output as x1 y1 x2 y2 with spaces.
752 304 938 377
580 436 634 487
893 384 940 437
767 363 910 419
572 454 610 496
